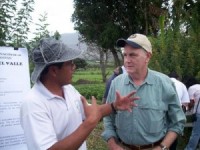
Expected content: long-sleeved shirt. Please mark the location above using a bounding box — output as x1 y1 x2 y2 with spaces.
102 69 186 145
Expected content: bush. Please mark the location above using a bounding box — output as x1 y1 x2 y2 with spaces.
74 58 88 70
74 84 105 103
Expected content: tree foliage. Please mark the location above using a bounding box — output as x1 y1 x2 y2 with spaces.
74 58 88 70
0 0 34 47
28 12 50 49
53 30 61 40
0 0 17 45
150 0 200 80
27 12 59 74
72 0 169 67
72 0 168 40
72 0 200 81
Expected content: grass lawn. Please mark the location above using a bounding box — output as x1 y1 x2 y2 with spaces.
87 121 107 150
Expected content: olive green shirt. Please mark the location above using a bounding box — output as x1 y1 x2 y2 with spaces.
102 69 186 145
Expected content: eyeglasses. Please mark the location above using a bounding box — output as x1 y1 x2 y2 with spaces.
67 60 76 70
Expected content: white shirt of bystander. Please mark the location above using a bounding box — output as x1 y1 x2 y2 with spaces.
188 84 200 114
170 78 190 105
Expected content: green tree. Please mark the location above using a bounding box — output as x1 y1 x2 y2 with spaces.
33 13 50 41
28 12 50 50
72 1 122 67
0 0 17 45
72 0 169 67
11 0 34 47
74 58 88 70
184 0 200 78
149 0 200 80
29 13 62 47
0 0 34 47
53 30 61 40
27 12 51 74
72 0 200 81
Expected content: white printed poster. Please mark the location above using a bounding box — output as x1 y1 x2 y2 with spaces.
0 47 30 150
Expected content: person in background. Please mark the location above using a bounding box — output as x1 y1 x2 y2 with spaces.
102 65 126 104
102 33 186 150
185 82 200 150
20 38 139 150
168 71 190 112
184 77 200 111
102 48 127 104
168 71 190 150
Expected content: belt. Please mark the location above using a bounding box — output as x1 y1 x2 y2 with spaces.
121 138 163 150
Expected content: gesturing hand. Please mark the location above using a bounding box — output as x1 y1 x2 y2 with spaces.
114 90 139 112
81 96 102 125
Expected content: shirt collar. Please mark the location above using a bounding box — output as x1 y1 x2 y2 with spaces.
124 69 154 85
34 80 63 100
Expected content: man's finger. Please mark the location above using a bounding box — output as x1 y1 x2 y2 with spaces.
130 101 138 107
115 91 121 100
126 90 137 98
129 96 140 102
127 108 132 112
81 96 88 106
91 96 97 105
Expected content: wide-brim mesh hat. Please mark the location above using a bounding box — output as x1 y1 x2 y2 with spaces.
31 38 83 83
116 33 152 54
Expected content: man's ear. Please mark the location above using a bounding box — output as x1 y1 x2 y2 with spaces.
146 52 152 63
147 52 152 58
48 65 58 77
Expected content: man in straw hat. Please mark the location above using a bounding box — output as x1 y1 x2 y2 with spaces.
102 33 186 150
20 38 139 150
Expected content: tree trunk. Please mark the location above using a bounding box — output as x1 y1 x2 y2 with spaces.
99 49 107 83
144 0 148 35
110 48 121 67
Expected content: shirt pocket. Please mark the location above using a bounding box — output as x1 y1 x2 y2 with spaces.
115 111 133 131
138 104 167 134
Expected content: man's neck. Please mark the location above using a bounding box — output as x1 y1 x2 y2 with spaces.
41 79 64 98
129 70 148 86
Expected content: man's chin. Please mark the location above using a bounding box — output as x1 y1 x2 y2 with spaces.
126 70 134 74
127 71 137 76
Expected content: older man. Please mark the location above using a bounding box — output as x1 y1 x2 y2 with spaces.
20 38 138 150
102 34 186 150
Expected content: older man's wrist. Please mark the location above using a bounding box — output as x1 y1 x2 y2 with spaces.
159 143 169 150
111 102 117 114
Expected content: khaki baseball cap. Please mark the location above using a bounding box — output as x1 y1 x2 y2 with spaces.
116 33 152 53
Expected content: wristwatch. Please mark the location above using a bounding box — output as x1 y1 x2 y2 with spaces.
159 143 169 150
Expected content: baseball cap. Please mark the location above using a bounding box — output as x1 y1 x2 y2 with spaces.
31 38 83 83
116 33 152 53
